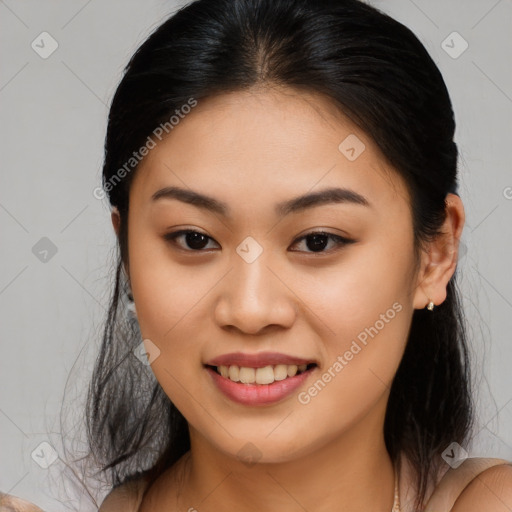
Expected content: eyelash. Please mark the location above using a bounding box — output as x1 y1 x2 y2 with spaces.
163 229 355 254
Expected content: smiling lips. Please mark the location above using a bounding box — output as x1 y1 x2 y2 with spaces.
205 351 316 368
204 351 317 405
205 351 316 383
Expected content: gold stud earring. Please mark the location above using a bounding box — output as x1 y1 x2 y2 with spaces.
426 299 434 311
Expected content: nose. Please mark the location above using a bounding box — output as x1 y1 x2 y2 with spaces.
213 250 297 335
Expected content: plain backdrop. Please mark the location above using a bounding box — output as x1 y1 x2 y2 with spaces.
1 0 511 509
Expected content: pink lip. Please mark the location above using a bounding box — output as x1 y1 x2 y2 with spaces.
205 351 316 368
205 365 316 406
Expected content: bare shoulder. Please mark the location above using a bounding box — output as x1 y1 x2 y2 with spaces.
99 476 150 512
451 461 512 511
0 493 45 511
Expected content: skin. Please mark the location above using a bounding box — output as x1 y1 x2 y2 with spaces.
110 85 465 511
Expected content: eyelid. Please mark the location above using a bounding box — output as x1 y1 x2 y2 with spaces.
163 228 356 254
289 230 356 253
163 229 219 251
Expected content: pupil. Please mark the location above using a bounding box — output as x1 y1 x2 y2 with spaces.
307 234 328 252
187 232 208 250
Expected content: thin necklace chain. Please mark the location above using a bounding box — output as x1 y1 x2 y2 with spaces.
392 465 401 512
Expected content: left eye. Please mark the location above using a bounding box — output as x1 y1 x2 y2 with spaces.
290 231 355 253
163 230 355 254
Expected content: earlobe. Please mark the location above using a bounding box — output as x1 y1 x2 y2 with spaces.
412 193 465 310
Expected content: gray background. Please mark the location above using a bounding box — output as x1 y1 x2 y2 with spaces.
0 0 511 509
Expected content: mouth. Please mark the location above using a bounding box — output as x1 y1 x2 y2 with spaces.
205 362 317 385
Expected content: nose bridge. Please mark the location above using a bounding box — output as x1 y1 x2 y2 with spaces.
231 238 275 309
232 236 275 296
234 244 271 298
214 237 296 333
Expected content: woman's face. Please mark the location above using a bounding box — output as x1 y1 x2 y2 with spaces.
125 86 426 463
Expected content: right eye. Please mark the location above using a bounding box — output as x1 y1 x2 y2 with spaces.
163 229 220 252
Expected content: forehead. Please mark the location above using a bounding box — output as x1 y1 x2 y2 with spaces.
130 86 409 214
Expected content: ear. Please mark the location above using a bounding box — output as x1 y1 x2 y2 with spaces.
111 206 130 278
111 207 121 236
412 193 465 310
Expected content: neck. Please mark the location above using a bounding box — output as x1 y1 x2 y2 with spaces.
177 394 396 512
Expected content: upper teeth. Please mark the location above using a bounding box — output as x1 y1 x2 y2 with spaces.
217 364 308 384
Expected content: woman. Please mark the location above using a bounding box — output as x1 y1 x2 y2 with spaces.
2 0 511 510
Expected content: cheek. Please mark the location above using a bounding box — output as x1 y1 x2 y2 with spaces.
307 299 410 404
128 241 211 419
128 229 204 339
300 238 414 338
297 233 415 400
127 229 224 393
288 305 412 456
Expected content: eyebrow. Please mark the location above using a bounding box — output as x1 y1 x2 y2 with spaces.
151 185 371 218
